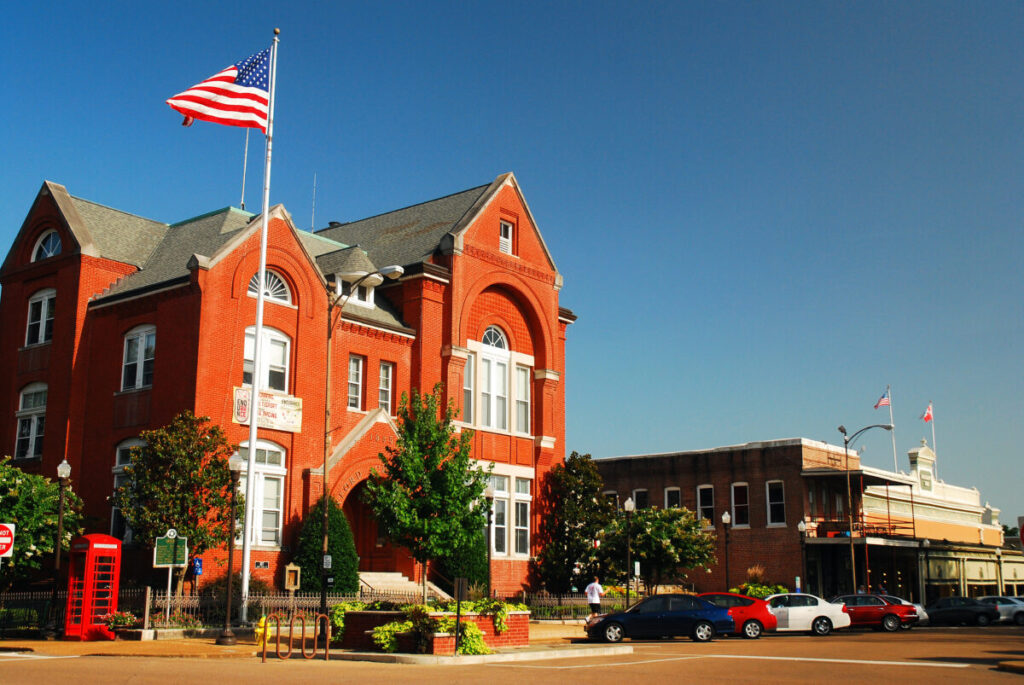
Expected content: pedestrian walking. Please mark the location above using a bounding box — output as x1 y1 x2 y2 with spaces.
585 576 605 618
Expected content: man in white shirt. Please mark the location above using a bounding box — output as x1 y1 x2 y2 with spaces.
585 576 605 618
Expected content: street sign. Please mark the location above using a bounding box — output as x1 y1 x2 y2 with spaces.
154 533 188 568
193 557 203 576
0 523 15 558
323 554 332 570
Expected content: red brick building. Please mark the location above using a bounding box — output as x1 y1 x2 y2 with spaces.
0 173 573 594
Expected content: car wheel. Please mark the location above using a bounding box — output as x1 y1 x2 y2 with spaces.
811 616 833 636
975 613 992 627
1014 613 1024 626
691 620 714 642
603 622 625 643
741 620 763 639
899 622 913 631
881 614 900 632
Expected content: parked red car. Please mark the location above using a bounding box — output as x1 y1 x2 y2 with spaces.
697 592 778 638
829 594 918 631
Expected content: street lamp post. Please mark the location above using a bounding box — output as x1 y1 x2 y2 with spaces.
217 453 245 646
721 510 731 591
484 485 494 598
797 520 807 593
837 423 893 594
623 497 635 609
44 459 71 637
320 265 404 620
922 538 931 605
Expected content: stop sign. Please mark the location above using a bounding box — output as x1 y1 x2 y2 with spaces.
0 523 15 558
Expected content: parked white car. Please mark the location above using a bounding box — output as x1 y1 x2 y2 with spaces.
765 593 851 635
978 596 1024 625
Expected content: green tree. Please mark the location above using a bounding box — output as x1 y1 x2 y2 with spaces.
597 506 716 595
363 385 490 602
292 496 360 594
0 456 84 590
110 411 236 592
532 451 614 593
435 526 489 590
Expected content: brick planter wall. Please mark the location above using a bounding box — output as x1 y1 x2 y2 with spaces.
340 610 530 654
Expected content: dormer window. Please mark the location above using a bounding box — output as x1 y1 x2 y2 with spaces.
341 280 373 307
499 220 513 255
248 270 292 305
32 230 62 262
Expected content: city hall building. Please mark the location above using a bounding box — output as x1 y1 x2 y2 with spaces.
596 439 1020 603
0 173 573 594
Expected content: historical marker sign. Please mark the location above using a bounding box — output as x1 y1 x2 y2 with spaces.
154 530 188 568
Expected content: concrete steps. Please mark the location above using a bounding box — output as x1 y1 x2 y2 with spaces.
359 571 450 600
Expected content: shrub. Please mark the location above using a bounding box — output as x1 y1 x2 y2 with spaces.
328 600 366 643
292 496 360 594
372 620 413 652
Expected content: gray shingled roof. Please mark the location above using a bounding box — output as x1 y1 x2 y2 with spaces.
314 184 490 267
70 197 169 268
316 245 377 276
95 207 253 301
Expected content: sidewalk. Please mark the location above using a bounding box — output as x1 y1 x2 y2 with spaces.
0 620 587 660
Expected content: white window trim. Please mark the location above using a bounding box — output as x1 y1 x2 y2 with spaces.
32 229 62 262
515 365 530 435
378 361 394 415
766 480 787 527
237 440 287 549
631 488 649 509
664 486 681 509
348 355 365 411
731 482 751 529
121 325 156 391
112 439 144 543
15 382 47 460
462 352 474 424
697 484 714 521
247 269 293 306
244 326 291 394
499 220 514 255
464 333 535 436
340 279 375 309
25 289 56 346
482 461 535 560
603 490 620 510
513 477 531 556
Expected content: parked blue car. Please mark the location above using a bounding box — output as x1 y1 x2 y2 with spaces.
586 593 734 643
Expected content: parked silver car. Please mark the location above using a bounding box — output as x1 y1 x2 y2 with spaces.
978 596 1024 625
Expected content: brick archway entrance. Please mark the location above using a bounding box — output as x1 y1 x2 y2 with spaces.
342 480 398 572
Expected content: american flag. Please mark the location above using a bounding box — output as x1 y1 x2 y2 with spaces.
920 403 933 422
874 389 890 409
166 48 271 132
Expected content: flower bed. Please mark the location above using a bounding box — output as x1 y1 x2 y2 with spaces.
341 609 530 654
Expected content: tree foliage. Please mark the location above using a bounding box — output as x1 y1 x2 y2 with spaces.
292 496 360 594
110 412 236 590
363 385 490 598
0 456 84 590
532 451 614 593
596 506 717 595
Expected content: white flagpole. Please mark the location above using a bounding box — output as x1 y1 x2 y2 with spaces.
240 29 279 623
930 402 937 469
240 129 250 210
887 384 897 471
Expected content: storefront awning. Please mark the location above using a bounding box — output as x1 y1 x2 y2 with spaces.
800 465 917 487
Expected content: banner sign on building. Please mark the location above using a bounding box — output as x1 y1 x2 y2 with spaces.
232 387 302 433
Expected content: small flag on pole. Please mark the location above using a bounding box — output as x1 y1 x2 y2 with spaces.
920 403 933 422
166 48 271 132
874 389 890 409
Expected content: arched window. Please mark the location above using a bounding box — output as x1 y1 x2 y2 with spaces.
32 230 62 262
465 325 533 435
25 288 56 345
248 269 292 305
481 326 509 430
243 326 291 393
15 383 47 459
482 326 507 349
122 325 156 390
237 440 287 546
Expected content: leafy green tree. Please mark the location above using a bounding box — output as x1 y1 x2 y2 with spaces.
435 526 489 590
292 496 360 594
0 456 84 590
597 506 716 595
363 385 490 602
110 411 236 592
532 452 614 593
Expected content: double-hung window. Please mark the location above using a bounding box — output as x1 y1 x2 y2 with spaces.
665 487 681 508
243 327 290 393
514 478 531 555
348 355 364 409
25 289 56 346
15 383 46 459
490 475 509 555
237 441 286 546
122 325 155 390
480 327 508 430
111 439 143 542
697 485 714 520
632 489 649 509
378 361 393 414
732 483 750 526
515 366 530 433
462 353 474 423
766 480 786 525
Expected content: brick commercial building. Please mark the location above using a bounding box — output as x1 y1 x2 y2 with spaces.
0 173 574 594
596 439 1020 603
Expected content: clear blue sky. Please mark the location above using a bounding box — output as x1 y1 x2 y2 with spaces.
2 2 1021 523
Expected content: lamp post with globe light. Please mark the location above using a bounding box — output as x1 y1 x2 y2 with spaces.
623 496 635 608
43 459 71 637
721 510 732 591
217 452 245 646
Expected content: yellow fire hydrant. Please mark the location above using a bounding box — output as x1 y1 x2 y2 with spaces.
254 614 267 647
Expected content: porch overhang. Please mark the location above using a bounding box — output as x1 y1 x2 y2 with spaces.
801 466 917 487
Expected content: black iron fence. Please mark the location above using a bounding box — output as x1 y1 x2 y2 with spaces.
522 592 629 619
0 587 148 637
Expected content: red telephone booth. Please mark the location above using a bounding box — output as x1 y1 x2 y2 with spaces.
64 534 122 640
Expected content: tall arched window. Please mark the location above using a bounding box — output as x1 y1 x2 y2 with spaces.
237 440 287 546
480 326 509 430
32 230 62 262
25 288 56 346
15 383 47 459
248 270 292 305
122 325 156 390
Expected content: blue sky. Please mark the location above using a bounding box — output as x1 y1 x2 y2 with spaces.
2 2 1021 522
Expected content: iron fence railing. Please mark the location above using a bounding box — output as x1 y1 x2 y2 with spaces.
0 587 147 637
522 592 629 619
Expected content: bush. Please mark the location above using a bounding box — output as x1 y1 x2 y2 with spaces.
434 527 489 589
328 600 366 643
730 582 789 599
292 496 360 594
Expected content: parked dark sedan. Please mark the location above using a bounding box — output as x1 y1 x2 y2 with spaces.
925 596 1000 626
585 594 734 643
